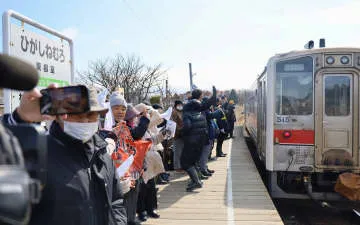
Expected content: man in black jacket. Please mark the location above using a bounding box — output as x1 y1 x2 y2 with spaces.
4 86 127 225
181 89 208 192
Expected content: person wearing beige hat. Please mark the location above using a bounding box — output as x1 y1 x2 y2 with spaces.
9 86 127 225
135 104 164 222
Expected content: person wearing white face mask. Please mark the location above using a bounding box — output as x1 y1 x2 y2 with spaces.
8 86 127 225
171 100 184 172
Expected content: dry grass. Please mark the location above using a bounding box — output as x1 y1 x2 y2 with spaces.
235 105 244 126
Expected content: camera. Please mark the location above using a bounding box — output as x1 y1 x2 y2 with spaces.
0 54 46 225
0 123 46 225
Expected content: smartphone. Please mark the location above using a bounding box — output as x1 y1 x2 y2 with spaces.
40 85 90 115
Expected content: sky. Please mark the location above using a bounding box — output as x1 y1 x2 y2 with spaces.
1 0 360 92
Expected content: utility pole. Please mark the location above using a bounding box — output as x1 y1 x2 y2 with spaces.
165 78 169 107
189 63 193 91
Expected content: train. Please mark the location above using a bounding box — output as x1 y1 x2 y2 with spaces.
244 40 360 200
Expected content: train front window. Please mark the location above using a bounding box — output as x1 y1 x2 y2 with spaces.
276 56 313 116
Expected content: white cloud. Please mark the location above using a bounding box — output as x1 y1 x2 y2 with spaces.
61 27 79 40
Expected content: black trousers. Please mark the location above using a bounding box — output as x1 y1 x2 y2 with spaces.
124 180 140 223
216 132 227 156
137 178 157 213
228 122 235 137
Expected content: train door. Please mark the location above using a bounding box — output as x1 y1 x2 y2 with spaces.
261 80 266 160
257 79 267 161
257 81 263 156
315 73 359 169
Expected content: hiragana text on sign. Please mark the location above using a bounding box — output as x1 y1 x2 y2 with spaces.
21 35 65 63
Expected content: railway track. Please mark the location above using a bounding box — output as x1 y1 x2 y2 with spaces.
242 128 360 225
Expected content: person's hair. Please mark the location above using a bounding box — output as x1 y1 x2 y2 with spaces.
174 100 183 107
191 89 202 100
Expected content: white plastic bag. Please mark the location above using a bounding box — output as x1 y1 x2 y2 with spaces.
165 120 177 138
103 102 115 131
142 150 165 183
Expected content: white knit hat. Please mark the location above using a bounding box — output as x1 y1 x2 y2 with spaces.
110 92 127 107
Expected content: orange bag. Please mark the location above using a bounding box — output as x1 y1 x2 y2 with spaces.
111 122 151 173
130 140 152 172
334 173 360 201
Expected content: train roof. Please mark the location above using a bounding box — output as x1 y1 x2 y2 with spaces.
257 47 360 78
273 47 360 59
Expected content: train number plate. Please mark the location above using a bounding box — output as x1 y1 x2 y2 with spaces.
276 116 290 123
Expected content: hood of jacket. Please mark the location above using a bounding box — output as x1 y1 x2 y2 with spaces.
183 99 202 112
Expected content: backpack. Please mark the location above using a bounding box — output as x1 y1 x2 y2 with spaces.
209 119 220 140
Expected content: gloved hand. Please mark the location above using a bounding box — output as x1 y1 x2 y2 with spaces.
212 86 217 97
209 85 217 107
220 129 226 134
105 138 116 155
119 177 131 194
157 118 167 128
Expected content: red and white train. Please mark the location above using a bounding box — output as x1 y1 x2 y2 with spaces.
244 40 360 199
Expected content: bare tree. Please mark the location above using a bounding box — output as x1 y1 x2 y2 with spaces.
77 54 166 103
131 64 165 103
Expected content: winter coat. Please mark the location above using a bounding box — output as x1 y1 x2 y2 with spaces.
215 106 229 131
171 108 183 139
181 99 208 169
31 121 126 225
142 129 166 183
127 116 150 140
227 104 236 122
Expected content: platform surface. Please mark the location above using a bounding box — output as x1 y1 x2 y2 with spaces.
144 128 284 225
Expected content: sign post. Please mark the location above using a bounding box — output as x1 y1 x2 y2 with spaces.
2 10 74 113
117 87 125 97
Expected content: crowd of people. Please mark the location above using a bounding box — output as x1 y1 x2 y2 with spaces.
3 84 236 225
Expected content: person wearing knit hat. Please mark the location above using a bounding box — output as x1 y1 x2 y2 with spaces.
110 92 128 108
174 100 183 109
152 103 164 113
125 104 140 122
109 92 128 125
152 104 163 110
124 104 150 225
110 92 149 224
108 96 150 225
126 104 150 140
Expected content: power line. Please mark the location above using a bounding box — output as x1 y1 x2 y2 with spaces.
122 0 168 43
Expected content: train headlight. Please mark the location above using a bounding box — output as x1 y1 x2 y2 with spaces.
326 56 335 64
340 56 350 64
283 131 292 138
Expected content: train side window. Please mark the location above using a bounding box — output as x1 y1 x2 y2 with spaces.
324 76 350 116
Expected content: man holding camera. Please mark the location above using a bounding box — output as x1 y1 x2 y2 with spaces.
4 86 127 225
